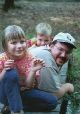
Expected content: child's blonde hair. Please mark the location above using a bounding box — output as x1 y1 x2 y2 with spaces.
2 25 26 50
35 23 52 36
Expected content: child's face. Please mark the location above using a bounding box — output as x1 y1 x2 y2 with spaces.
6 38 27 59
36 34 52 46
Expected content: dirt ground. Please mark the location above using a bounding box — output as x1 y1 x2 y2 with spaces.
0 1 80 50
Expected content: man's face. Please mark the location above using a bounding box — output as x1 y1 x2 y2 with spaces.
50 42 72 66
36 33 51 46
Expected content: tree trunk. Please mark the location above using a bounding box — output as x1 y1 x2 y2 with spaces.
3 0 15 11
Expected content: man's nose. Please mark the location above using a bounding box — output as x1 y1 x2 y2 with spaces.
61 52 66 57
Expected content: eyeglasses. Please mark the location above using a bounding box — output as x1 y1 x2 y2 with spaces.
54 45 72 56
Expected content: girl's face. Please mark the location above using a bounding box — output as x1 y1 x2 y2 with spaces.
6 38 27 59
36 34 52 46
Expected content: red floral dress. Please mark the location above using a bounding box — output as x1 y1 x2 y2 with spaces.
0 52 37 89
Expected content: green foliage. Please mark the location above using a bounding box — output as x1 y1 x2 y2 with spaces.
67 48 80 81
63 92 80 114
64 92 80 108
26 34 34 39
73 48 80 59
64 48 80 112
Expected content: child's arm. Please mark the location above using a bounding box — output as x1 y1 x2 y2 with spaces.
0 69 7 80
0 59 14 80
26 58 45 88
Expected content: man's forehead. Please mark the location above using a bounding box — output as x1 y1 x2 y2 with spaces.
54 42 72 51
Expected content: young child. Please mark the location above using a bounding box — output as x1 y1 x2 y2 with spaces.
0 25 58 114
28 22 53 49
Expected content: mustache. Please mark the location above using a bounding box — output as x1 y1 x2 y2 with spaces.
59 57 67 61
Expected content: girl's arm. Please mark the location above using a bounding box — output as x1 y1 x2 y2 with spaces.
0 69 6 80
0 59 14 80
26 58 45 88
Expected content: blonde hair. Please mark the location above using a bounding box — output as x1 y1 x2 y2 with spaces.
35 23 52 36
2 25 26 50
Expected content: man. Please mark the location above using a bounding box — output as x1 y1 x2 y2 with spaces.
31 32 76 98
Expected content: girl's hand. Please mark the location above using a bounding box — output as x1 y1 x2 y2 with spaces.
3 59 14 71
31 58 45 72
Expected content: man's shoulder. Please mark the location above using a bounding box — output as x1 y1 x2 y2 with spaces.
28 44 36 50
29 46 51 57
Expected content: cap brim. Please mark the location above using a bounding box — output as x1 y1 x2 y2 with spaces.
52 39 76 49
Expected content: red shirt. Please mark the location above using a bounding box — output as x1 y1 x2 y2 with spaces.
0 52 36 89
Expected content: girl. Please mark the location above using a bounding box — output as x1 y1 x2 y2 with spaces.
0 25 57 114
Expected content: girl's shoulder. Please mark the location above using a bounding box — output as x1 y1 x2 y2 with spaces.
27 51 35 60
